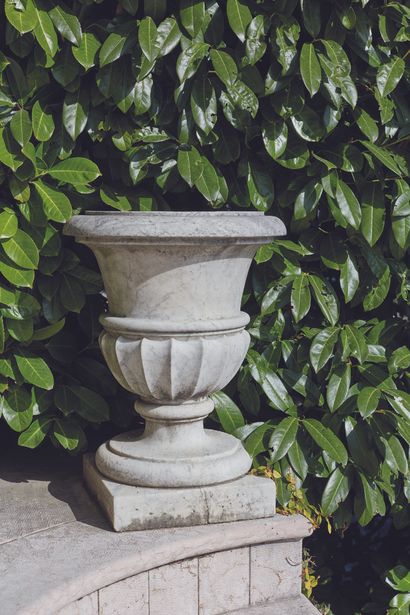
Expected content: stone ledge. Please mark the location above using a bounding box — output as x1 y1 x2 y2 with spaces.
0 452 317 615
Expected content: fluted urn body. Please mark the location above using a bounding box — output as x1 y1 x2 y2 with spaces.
64 212 285 488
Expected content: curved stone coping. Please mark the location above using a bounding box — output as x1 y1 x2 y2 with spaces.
1 511 311 615
100 312 250 335
63 211 286 243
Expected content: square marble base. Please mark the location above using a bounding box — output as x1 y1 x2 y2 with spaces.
84 454 276 532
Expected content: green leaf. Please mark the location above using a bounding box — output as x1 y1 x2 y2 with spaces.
288 439 308 480
0 317 4 354
50 5 82 46
32 318 65 341
212 391 245 435
344 324 368 364
326 364 351 412
5 0 37 34
392 215 410 250
0 209 18 239
291 275 311 323
301 0 321 38
53 418 84 450
18 417 52 448
386 566 410 593
354 108 378 143
310 327 339 373
177 146 203 188
269 416 299 463
245 15 268 65
303 418 348 465
100 33 128 67
247 161 274 212
382 434 408 476
360 184 385 247
358 387 381 419
294 180 322 220
357 473 385 525
155 17 181 58
55 384 109 422
377 56 405 97
363 267 391 312
62 88 88 140
249 355 295 413
309 274 339 326
321 467 350 515
300 43 321 97
262 119 288 160
72 32 101 70
345 417 379 477
33 180 72 223
10 109 32 147
361 141 402 176
340 250 359 303
389 346 410 373
0 127 24 171
179 0 206 38
191 76 217 135
1 387 32 432
335 179 361 230
244 422 272 457
2 229 39 269
227 0 252 42
276 143 309 170
32 101 55 142
33 6 58 58
15 350 54 389
60 274 85 312
210 49 238 86
138 16 158 62
176 41 209 83
195 156 227 207
47 157 101 185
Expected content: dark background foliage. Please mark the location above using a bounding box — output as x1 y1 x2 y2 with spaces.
0 0 409 612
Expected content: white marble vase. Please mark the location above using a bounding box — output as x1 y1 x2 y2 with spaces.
64 212 285 515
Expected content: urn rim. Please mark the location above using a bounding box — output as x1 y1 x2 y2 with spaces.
63 210 286 243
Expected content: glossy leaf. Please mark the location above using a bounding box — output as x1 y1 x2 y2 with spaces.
303 419 348 465
18 417 52 448
72 32 101 70
15 350 54 390
377 57 405 97
310 327 339 373
33 180 72 223
10 110 32 147
212 391 244 434
47 158 101 185
226 0 252 42
32 101 55 142
2 230 39 269
300 43 321 97
269 416 298 463
321 467 350 515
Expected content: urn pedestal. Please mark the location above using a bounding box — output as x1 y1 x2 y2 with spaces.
64 211 286 531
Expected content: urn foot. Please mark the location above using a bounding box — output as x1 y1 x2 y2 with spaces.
84 454 276 531
95 399 252 488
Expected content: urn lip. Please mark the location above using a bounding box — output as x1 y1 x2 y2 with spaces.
64 210 286 243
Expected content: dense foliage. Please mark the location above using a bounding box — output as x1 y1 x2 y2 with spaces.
0 0 409 610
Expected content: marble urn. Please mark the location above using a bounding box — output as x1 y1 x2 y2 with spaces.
64 211 286 530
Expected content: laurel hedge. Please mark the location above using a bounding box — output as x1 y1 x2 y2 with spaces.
1 0 409 555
